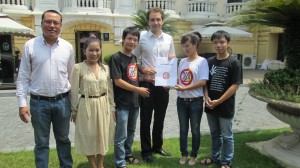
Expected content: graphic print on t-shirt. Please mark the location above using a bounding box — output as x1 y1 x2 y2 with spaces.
127 63 138 81
210 65 228 92
180 68 193 86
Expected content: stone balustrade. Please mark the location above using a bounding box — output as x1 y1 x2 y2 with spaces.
225 2 248 14
141 0 175 11
62 0 111 12
0 0 29 10
185 0 217 14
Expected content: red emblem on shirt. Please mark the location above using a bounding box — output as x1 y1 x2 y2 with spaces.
180 68 193 86
127 63 138 81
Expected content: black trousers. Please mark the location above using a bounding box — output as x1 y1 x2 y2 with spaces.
139 81 169 157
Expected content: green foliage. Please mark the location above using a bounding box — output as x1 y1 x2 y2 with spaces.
230 0 300 102
228 0 300 69
132 10 149 31
103 54 113 65
249 68 300 102
132 10 178 35
0 128 289 168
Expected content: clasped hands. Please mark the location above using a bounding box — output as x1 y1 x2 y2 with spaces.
205 97 221 110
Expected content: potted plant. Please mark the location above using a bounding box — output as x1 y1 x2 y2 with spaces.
229 0 300 167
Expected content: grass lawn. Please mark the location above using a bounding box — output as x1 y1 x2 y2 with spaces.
0 128 289 168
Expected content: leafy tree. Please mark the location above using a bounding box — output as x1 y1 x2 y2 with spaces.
132 10 177 35
228 0 300 69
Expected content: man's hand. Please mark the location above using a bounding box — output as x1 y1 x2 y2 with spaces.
168 54 176 60
143 75 155 84
142 67 156 75
19 107 31 123
208 99 221 109
136 87 150 97
205 97 221 110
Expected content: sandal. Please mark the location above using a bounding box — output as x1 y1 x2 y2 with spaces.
179 156 188 165
221 163 232 168
125 156 139 164
200 158 217 165
188 157 197 166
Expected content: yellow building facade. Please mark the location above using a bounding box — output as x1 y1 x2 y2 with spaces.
0 0 283 84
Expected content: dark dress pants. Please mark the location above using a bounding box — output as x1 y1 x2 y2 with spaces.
139 81 169 157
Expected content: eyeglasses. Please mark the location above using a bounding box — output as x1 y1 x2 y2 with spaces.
43 20 61 26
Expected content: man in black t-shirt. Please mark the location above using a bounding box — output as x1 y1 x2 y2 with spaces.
201 31 242 168
110 27 149 168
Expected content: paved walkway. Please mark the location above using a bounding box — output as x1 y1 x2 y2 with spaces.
0 70 289 152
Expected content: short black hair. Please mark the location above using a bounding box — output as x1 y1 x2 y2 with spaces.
122 27 140 41
42 10 62 23
211 30 231 42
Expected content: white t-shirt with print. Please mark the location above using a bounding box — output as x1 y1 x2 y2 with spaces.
177 57 209 98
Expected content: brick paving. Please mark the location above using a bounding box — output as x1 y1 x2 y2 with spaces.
0 69 288 152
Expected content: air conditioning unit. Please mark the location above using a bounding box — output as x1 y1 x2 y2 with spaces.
242 54 257 69
232 54 243 64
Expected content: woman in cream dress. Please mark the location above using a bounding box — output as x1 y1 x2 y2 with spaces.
70 36 115 168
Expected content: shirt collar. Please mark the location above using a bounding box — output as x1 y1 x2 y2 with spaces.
147 30 163 39
41 35 60 46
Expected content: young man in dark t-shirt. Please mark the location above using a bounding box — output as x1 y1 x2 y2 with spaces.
110 27 150 168
201 30 242 168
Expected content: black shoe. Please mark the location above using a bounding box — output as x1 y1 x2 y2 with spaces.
152 149 172 156
143 155 154 163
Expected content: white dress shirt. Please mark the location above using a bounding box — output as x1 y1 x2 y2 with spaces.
16 36 75 107
134 30 175 69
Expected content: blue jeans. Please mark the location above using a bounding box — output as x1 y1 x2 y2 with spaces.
30 97 72 168
177 97 203 158
206 113 234 165
114 107 139 167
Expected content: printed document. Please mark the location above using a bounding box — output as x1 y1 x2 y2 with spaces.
155 57 177 87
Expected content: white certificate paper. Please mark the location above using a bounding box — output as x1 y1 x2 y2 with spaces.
155 57 178 87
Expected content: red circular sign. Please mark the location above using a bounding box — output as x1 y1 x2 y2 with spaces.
127 63 138 81
163 72 170 79
180 68 193 86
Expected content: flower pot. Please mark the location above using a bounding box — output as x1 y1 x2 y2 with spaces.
249 90 300 168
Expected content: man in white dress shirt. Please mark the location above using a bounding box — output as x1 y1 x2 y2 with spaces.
134 7 175 163
16 10 74 168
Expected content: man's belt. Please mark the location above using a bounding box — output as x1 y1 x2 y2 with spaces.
30 92 69 101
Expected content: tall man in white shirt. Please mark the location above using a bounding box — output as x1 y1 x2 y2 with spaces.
134 7 175 163
16 10 74 168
